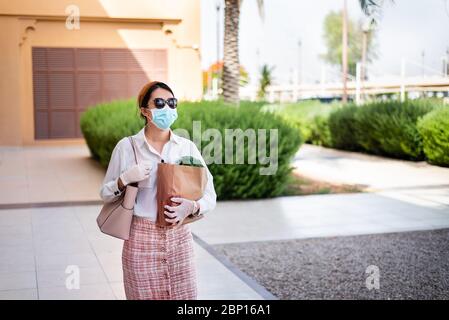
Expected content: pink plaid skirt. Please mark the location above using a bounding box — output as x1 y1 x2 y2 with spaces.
122 215 197 300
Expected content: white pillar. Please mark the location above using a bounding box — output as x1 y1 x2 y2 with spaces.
443 57 448 77
320 64 326 97
212 78 218 100
268 88 274 103
293 69 299 102
356 62 361 105
400 58 406 102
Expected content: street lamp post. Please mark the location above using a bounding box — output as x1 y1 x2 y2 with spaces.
443 56 448 77
421 50 425 78
361 19 371 103
297 39 302 100
215 0 221 98
443 47 449 77
342 0 349 104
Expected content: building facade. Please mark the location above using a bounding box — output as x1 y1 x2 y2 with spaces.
0 0 202 146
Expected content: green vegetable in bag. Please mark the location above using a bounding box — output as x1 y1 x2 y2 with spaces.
175 156 204 167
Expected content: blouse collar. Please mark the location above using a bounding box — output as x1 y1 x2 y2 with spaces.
134 126 181 149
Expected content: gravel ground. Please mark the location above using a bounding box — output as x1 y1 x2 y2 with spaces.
212 228 449 300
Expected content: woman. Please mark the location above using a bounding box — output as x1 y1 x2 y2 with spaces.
99 81 217 300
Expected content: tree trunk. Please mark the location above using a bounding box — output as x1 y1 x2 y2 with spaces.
223 0 240 105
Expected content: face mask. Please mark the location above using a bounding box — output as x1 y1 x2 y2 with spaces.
150 107 178 130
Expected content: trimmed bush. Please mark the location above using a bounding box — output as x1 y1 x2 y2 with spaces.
308 114 333 147
80 99 142 167
172 101 302 199
328 104 361 151
353 100 435 160
269 98 445 166
80 99 302 200
418 106 449 166
270 100 339 143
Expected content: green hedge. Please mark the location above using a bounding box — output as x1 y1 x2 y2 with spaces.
417 106 449 166
80 99 143 167
328 104 361 151
268 100 338 143
277 99 441 162
308 114 333 147
80 99 302 200
352 100 435 160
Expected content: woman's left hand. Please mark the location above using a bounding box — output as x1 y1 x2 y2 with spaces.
164 197 196 225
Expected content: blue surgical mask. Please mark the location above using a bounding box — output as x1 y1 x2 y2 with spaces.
150 107 178 130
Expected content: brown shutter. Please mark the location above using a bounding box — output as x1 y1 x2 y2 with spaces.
32 47 168 140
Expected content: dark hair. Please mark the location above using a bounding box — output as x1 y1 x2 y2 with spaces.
137 81 175 124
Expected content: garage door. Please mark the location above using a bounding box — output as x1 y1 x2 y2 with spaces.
32 47 168 139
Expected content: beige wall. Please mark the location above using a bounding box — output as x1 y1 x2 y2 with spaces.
0 0 202 146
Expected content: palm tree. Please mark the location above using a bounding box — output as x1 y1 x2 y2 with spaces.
221 0 386 105
222 0 264 105
342 0 388 102
257 64 274 101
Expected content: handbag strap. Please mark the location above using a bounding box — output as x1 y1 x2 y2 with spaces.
127 136 138 165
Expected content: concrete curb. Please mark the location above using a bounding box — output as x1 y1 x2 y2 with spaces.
192 233 279 300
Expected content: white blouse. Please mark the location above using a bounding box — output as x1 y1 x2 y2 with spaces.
99 126 217 221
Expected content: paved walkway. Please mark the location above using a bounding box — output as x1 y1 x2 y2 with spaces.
191 192 449 244
294 144 449 209
191 144 449 245
294 144 449 191
1 143 448 299
0 145 103 205
0 145 270 300
0 205 267 299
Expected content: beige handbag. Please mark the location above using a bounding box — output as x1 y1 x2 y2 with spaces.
96 136 138 240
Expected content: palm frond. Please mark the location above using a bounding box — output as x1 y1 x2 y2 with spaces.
359 0 394 26
359 0 381 15
256 0 265 21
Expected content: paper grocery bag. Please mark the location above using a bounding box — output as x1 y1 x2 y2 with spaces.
156 162 208 227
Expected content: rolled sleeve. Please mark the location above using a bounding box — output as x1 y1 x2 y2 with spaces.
197 177 217 214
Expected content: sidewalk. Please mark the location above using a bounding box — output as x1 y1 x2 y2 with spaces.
0 145 103 205
191 144 449 244
294 144 449 191
294 144 449 209
1 143 448 299
0 204 270 300
190 192 449 245
0 145 273 300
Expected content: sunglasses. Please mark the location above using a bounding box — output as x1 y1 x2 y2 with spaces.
151 97 178 109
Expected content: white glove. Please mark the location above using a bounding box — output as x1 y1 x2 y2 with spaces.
119 163 150 186
164 197 198 225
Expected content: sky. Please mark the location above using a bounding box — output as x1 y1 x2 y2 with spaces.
200 0 449 86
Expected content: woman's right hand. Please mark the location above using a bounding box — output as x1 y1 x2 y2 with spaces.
119 163 150 186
